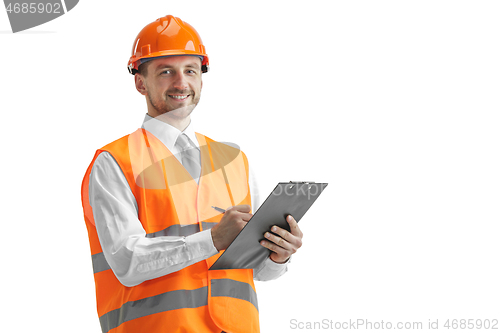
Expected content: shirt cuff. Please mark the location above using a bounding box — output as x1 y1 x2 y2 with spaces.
186 229 218 259
253 256 290 281
266 256 291 268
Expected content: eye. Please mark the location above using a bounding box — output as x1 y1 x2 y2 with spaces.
160 69 172 75
186 69 197 74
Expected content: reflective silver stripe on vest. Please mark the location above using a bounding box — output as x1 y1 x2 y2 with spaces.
92 252 111 274
202 222 218 230
99 286 209 333
211 278 259 311
97 278 256 332
146 222 218 238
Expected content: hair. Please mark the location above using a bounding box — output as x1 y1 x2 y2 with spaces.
137 61 151 77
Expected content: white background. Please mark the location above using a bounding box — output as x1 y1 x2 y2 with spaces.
1 1 499 332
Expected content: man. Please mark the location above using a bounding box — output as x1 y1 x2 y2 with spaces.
81 15 303 333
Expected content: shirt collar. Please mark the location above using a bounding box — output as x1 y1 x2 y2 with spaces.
141 113 200 151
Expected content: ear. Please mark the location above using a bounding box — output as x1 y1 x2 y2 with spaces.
135 74 148 96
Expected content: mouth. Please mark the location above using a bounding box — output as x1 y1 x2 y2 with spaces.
168 94 190 101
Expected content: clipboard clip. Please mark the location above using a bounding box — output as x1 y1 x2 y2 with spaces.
288 181 315 190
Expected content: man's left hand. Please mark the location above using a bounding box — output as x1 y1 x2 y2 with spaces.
260 215 303 264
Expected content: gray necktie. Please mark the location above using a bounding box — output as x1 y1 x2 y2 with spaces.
175 133 201 181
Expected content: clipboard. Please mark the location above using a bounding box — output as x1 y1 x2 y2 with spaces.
209 181 328 270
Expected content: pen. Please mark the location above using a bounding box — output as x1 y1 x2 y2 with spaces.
211 206 226 214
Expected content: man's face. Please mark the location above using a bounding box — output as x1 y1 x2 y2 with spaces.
137 55 203 117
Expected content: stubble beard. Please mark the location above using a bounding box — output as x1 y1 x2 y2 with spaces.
148 90 199 119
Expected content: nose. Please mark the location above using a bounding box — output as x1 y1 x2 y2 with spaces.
172 71 189 91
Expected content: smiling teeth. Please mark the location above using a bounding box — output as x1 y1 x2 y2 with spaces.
170 95 188 99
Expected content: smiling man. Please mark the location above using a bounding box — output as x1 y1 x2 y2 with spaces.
136 55 203 124
81 15 303 333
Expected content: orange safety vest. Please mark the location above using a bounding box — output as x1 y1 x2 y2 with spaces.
81 128 259 333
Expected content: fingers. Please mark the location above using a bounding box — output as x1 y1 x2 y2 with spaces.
267 224 302 249
286 215 303 238
259 215 304 263
225 205 252 222
240 212 253 222
263 231 295 252
228 204 251 213
260 234 297 264
261 239 295 259
267 215 302 244
212 205 253 251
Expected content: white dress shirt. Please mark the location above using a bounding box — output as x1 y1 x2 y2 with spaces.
89 114 288 287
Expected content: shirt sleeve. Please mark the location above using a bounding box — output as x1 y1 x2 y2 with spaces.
248 157 290 281
89 152 218 287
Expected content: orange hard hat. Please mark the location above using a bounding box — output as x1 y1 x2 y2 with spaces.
128 15 209 75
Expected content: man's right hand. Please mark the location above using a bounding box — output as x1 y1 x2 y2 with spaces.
210 205 252 251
